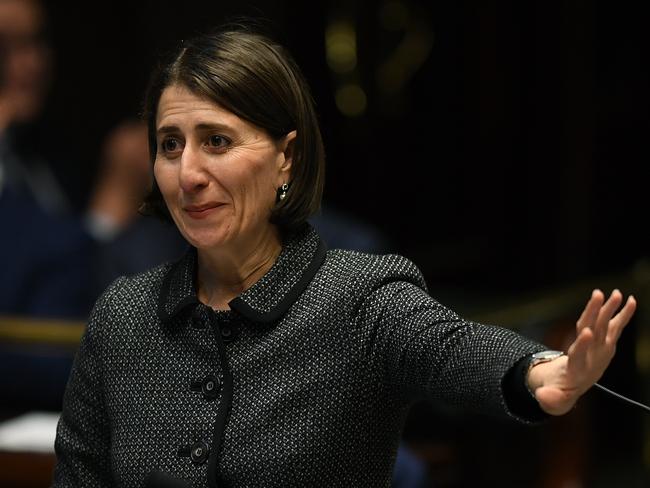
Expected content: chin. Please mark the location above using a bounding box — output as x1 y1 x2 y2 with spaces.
181 225 234 250
186 233 230 250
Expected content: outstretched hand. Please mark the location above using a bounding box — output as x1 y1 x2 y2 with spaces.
527 289 637 416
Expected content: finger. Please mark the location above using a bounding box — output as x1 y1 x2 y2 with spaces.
576 289 604 333
567 327 593 373
607 295 637 343
593 289 623 343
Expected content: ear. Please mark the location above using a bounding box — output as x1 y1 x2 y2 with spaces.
277 130 296 179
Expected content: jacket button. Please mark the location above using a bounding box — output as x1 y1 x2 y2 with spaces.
220 323 239 343
201 376 220 400
190 440 209 465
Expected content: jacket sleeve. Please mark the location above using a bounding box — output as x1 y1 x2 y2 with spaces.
356 263 546 422
52 278 125 487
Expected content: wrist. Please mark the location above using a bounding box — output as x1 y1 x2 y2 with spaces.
526 350 565 395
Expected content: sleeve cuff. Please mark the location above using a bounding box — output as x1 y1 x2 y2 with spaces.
502 354 550 422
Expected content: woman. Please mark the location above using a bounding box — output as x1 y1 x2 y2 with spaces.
52 26 636 488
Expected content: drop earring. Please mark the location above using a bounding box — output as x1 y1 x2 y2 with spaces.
276 183 289 203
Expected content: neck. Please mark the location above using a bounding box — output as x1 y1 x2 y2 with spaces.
196 226 283 310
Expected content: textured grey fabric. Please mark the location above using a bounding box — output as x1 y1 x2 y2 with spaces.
53 224 545 488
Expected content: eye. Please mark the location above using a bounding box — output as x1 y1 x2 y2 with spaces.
160 137 182 155
206 135 230 151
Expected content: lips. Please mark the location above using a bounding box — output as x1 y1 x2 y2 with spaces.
183 203 224 219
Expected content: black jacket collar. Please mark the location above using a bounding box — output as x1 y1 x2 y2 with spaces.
157 224 327 324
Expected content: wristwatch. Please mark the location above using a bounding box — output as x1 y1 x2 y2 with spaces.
525 350 565 400
529 350 565 369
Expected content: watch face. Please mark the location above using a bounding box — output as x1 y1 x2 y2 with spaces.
532 350 565 361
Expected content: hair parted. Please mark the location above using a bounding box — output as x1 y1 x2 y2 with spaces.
140 22 325 234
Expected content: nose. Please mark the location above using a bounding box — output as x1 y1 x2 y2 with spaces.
179 144 209 194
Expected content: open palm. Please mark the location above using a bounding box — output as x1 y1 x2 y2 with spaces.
529 289 637 416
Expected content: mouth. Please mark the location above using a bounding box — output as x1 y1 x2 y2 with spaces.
183 203 224 219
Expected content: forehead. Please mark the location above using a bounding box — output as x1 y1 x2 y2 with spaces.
156 84 241 129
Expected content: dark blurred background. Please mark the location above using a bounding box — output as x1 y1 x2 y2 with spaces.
1 0 649 486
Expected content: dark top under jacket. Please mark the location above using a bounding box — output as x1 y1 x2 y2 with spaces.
52 224 546 488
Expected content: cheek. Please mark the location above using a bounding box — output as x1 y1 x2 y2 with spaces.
153 163 178 202
225 157 272 197
245 166 277 208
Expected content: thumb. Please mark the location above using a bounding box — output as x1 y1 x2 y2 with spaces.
535 385 577 416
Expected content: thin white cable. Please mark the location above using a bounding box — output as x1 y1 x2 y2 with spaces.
593 382 650 414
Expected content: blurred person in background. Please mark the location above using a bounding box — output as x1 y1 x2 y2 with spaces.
0 0 186 320
0 0 185 411
0 0 92 319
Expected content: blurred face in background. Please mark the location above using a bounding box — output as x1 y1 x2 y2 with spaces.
0 0 51 126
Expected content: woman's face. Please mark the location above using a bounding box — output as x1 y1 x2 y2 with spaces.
154 84 293 251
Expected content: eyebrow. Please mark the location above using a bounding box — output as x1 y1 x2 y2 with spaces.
156 122 234 135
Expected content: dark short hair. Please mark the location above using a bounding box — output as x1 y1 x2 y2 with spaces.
140 24 325 233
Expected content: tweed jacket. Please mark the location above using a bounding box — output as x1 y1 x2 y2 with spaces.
53 224 545 488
